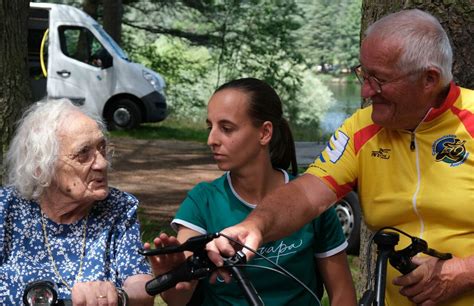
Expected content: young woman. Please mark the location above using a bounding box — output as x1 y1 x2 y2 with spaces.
146 78 356 305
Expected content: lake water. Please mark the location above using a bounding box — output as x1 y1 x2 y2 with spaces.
320 80 361 134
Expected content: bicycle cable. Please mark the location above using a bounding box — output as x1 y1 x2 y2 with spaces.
232 264 293 278
219 232 321 305
364 226 415 290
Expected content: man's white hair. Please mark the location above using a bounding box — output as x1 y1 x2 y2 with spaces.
365 9 453 86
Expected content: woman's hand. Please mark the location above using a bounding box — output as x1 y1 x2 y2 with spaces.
144 230 200 306
71 280 119 305
143 232 187 277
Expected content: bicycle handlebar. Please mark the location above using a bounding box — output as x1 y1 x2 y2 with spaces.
139 234 264 306
138 233 219 256
359 229 453 306
389 235 452 275
144 250 215 295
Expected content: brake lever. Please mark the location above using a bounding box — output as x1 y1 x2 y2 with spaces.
138 233 219 256
390 236 452 275
424 248 452 260
389 237 427 274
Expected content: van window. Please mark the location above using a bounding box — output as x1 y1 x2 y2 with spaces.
58 26 109 68
93 24 128 61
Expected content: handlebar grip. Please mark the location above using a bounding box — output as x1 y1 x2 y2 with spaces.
138 244 183 256
146 261 195 295
146 254 215 296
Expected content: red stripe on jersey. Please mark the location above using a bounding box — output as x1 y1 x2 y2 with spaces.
322 175 355 199
426 82 460 121
354 124 382 155
451 106 474 138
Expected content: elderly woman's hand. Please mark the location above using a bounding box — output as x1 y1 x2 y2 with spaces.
143 232 187 277
71 281 120 305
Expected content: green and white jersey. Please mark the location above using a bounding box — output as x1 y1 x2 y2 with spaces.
172 170 347 306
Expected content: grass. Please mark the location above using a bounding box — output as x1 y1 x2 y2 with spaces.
110 118 209 142
110 116 327 142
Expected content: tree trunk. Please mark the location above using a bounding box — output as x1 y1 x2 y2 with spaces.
0 0 32 180
82 0 100 20
103 0 123 45
357 0 474 298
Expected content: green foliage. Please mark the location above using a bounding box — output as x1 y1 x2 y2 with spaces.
123 0 312 124
120 0 363 128
294 72 336 126
299 0 361 72
127 36 214 120
212 0 306 119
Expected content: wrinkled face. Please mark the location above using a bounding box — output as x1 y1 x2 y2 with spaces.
52 111 109 204
360 36 430 130
207 89 265 172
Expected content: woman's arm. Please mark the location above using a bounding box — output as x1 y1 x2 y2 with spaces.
123 274 155 306
150 227 202 306
317 251 357 306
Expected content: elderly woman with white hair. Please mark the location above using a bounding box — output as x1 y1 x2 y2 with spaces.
0 99 154 305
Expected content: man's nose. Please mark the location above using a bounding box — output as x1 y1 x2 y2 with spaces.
361 80 379 99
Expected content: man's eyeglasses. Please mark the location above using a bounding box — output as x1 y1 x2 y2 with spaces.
352 65 417 95
66 144 114 165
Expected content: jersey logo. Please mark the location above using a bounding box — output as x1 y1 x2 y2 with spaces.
432 135 469 166
371 148 391 159
323 130 349 163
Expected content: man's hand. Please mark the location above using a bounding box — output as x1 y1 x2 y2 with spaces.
393 256 470 305
205 220 263 282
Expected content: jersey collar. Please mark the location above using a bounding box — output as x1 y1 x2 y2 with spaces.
424 81 460 122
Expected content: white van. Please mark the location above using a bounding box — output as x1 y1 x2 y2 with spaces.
28 2 167 129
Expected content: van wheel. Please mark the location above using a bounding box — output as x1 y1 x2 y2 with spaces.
106 99 142 130
335 191 361 255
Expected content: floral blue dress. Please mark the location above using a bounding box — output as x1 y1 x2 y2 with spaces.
0 187 151 304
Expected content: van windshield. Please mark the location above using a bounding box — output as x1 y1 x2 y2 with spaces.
93 24 129 61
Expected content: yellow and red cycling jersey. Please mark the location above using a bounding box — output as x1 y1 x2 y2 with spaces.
306 83 474 306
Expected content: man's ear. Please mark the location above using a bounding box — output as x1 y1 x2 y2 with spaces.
423 67 441 90
260 121 273 146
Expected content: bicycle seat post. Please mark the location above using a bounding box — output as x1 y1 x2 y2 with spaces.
373 231 399 306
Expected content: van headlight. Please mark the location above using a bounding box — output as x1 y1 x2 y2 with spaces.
143 70 163 92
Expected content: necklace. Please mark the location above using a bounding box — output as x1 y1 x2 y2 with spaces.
40 211 88 291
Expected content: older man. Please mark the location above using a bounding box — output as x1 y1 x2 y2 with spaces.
209 9 474 306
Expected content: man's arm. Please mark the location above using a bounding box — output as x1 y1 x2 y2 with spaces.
208 174 337 262
252 173 337 243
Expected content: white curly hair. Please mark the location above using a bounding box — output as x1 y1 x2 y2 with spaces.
5 98 107 200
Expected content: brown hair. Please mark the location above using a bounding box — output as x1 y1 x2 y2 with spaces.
215 78 298 176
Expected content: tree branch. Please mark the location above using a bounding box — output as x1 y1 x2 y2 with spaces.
122 20 219 46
